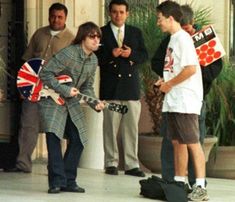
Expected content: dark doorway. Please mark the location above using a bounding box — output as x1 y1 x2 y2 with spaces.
0 0 25 169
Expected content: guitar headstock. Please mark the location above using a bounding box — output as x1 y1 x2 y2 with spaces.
108 103 128 114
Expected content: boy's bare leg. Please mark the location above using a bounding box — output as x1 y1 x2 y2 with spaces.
172 140 188 177
188 143 205 178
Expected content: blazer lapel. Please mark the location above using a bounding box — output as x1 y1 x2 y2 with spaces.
105 22 120 48
123 24 130 46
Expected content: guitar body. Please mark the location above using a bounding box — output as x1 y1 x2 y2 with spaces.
17 58 44 102
17 58 71 104
16 58 128 114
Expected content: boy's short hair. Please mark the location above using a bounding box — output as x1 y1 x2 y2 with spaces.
156 1 182 23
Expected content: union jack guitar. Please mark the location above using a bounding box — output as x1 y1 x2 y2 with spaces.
17 58 44 102
17 58 128 114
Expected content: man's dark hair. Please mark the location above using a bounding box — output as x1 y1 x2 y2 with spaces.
109 0 129 12
73 21 102 45
156 1 182 23
49 3 68 16
180 4 194 26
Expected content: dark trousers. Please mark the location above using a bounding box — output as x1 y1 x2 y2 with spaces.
161 101 206 186
46 115 84 188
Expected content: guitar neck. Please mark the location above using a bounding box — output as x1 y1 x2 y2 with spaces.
76 93 100 105
76 93 128 114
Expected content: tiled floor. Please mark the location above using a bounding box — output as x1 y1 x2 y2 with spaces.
0 163 235 202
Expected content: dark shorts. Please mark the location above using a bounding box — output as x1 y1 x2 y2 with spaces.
166 112 199 144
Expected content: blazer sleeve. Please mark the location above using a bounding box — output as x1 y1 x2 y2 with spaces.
95 43 113 67
94 25 114 67
128 27 148 65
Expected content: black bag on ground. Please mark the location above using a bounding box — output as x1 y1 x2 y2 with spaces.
139 175 166 200
139 175 187 202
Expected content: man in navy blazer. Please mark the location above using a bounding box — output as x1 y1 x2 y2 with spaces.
96 0 148 177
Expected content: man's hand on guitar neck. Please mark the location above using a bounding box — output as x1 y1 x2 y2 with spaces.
70 87 105 111
95 101 105 111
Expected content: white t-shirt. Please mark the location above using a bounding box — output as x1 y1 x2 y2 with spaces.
50 30 61 36
162 29 203 115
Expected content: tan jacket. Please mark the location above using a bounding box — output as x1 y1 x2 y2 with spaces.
22 25 74 61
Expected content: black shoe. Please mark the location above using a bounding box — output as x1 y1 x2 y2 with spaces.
185 183 193 194
172 181 192 194
105 166 118 175
61 185 85 193
4 167 31 173
48 187 60 194
125 168 145 177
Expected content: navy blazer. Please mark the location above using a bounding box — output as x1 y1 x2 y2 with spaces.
96 22 148 100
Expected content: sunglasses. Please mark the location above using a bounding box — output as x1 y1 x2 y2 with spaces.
88 34 101 39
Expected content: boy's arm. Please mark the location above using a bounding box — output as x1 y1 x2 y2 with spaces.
160 65 196 93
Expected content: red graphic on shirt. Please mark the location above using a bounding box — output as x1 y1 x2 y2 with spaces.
164 47 174 72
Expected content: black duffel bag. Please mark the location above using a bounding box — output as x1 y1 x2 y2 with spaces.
139 175 188 202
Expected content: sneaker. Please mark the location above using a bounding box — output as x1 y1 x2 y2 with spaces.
187 184 196 199
189 185 209 201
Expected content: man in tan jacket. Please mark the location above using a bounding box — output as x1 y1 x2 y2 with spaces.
5 3 74 173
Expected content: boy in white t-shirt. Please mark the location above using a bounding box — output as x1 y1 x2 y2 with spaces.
155 1 208 201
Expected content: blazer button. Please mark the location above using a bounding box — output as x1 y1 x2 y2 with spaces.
128 74 132 77
118 74 122 78
114 64 117 67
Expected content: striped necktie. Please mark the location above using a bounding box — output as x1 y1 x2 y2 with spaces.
117 28 123 48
